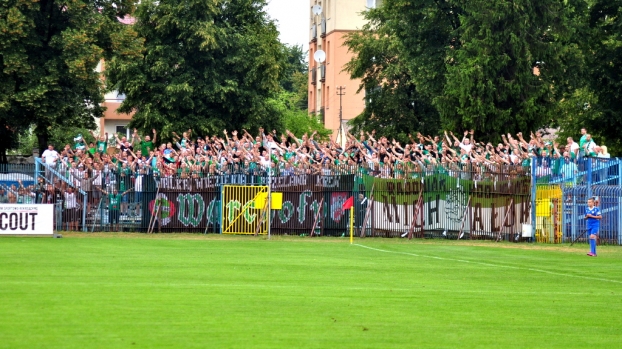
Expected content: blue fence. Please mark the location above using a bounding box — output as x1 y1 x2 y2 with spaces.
533 157 622 244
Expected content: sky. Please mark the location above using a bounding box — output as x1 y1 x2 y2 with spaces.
265 0 309 52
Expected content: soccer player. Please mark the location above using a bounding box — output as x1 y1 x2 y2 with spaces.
585 197 602 257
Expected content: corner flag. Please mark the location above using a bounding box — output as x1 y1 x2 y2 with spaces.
343 196 355 244
343 196 354 210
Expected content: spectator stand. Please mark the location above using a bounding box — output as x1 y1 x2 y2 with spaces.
35 158 88 231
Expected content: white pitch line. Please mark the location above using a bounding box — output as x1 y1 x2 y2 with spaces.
354 244 622 285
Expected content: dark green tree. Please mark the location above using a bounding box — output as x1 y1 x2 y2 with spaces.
435 0 583 140
343 3 441 142
106 0 285 138
583 0 622 154
0 0 140 159
345 0 584 142
280 44 307 92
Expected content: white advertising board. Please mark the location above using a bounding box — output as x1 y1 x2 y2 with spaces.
0 204 54 236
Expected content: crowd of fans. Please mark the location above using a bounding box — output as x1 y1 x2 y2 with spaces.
38 127 608 180
0 126 608 230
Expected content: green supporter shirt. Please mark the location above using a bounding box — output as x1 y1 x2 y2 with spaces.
551 158 562 176
579 135 588 155
140 141 154 156
521 158 531 167
96 141 107 154
108 193 122 211
118 168 131 192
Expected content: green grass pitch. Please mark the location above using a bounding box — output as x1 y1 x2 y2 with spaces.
1 234 621 348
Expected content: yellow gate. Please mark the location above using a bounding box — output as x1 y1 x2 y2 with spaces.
535 185 562 243
222 185 269 235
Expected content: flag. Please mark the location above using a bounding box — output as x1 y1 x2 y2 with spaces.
342 196 354 210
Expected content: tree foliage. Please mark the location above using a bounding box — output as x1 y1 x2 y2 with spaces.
0 0 140 159
343 5 441 142
583 0 622 153
345 0 586 143
280 44 307 93
106 0 285 139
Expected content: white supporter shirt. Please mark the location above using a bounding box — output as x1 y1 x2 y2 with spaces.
259 156 271 169
459 142 473 154
64 192 78 209
263 140 283 154
135 174 143 192
42 149 59 165
586 141 597 154
569 142 579 156
92 170 102 186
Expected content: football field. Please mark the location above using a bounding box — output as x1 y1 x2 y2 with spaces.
1 234 621 348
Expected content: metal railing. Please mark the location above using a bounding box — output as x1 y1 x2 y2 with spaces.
532 157 622 244
68 168 532 240
35 159 88 231
0 163 37 203
5 156 619 245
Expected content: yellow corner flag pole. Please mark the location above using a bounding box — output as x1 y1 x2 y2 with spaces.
350 207 354 244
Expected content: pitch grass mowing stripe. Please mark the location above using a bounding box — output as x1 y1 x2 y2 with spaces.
354 243 622 284
0 235 621 349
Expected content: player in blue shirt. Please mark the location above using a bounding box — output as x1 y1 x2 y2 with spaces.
585 197 602 257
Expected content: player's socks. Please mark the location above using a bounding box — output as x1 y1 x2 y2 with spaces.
590 239 596 255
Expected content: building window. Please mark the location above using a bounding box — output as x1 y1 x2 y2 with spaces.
116 125 130 139
105 91 126 102
366 0 382 8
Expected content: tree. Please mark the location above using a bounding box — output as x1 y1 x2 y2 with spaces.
345 0 584 142
106 0 285 138
435 0 583 140
583 0 622 154
280 44 307 93
343 4 441 142
0 0 140 159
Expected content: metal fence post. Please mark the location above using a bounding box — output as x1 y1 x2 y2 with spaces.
34 158 40 181
570 190 579 241
619 160 622 245
587 158 592 199
531 158 537 241
219 185 223 234
561 188 567 243
82 193 88 232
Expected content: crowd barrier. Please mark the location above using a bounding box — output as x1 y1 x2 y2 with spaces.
0 157 615 245
533 157 622 244
34 163 532 241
